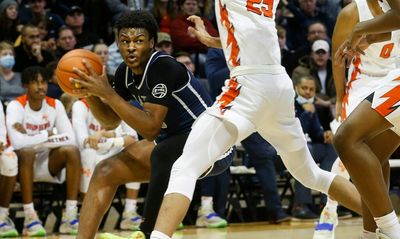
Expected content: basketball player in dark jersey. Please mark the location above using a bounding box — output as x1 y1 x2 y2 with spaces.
71 10 232 239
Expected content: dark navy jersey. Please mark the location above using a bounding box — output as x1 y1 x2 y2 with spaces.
112 51 213 142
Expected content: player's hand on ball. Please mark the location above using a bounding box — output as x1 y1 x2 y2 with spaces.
70 59 113 99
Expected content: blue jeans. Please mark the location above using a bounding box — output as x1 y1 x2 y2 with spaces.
241 133 284 214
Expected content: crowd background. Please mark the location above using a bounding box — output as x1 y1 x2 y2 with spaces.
2 0 400 235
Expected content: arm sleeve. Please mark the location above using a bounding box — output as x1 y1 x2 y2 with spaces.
54 100 77 147
6 101 48 150
145 57 187 107
72 101 90 149
0 103 6 144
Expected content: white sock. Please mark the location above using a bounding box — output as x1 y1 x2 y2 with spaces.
375 211 400 238
201 196 213 211
362 230 376 239
65 200 78 215
150 230 171 239
23 203 36 216
0 207 9 216
324 197 338 214
124 199 137 213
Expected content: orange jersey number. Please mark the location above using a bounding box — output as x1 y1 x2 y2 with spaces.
380 43 394 59
246 0 274 18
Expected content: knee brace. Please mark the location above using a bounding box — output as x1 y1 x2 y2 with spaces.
125 182 140 190
280 146 336 195
0 148 18 177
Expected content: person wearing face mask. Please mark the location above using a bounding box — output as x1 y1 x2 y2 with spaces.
0 41 25 106
292 39 335 131
291 75 337 221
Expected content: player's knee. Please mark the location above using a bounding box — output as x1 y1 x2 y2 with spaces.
333 124 355 155
0 151 18 177
16 148 36 165
92 159 119 186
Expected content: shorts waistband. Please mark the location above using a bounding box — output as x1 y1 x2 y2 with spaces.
230 65 286 77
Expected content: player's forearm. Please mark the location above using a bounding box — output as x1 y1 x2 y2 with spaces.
366 32 392 45
86 96 121 130
205 37 222 49
353 10 400 36
105 94 162 141
332 65 346 104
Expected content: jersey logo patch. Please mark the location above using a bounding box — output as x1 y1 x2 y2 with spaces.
152 84 168 98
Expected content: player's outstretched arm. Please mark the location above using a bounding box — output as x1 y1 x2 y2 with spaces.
187 15 222 49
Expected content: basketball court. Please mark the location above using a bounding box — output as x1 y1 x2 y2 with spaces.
62 218 362 239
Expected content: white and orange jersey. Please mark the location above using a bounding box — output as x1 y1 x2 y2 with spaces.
0 102 6 144
215 0 281 69
6 95 76 150
348 0 400 79
72 99 103 149
72 99 138 149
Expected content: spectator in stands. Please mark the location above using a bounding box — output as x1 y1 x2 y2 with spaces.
0 101 19 238
13 24 56 72
152 0 177 33
46 61 63 99
291 75 336 220
54 26 77 59
6 66 81 236
277 25 298 76
35 17 57 52
19 0 64 40
0 41 24 105
170 0 218 78
292 39 335 127
281 0 334 50
294 21 330 64
170 0 218 54
92 42 115 79
64 5 100 49
206 48 291 224
155 32 174 55
72 99 143 230
175 51 195 73
0 0 20 43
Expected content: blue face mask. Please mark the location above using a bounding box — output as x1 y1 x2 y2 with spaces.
0 55 15 69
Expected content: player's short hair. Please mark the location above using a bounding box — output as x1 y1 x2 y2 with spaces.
21 66 50 85
114 10 158 44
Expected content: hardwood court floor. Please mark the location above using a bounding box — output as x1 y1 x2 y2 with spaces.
45 217 362 239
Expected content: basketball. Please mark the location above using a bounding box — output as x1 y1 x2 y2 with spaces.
55 49 103 97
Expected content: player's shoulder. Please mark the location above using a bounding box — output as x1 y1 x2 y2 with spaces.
9 95 28 109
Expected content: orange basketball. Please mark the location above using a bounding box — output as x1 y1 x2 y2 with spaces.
56 49 103 97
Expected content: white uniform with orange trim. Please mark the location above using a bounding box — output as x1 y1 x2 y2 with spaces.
0 101 18 177
72 100 140 193
165 0 336 200
206 0 305 152
342 0 400 119
6 95 76 183
364 0 400 128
